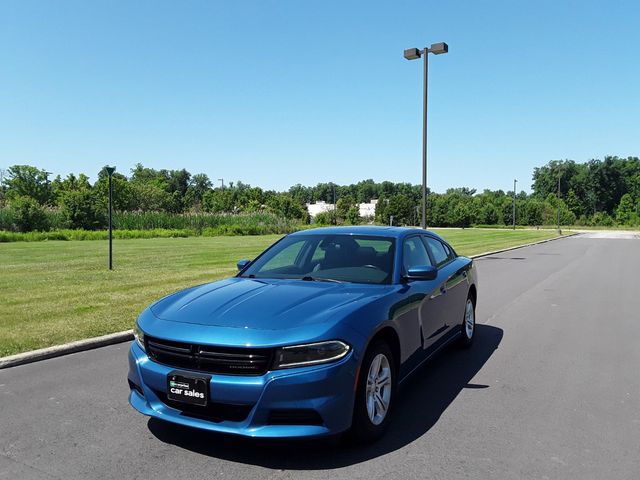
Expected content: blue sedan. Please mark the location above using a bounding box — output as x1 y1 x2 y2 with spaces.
128 226 478 442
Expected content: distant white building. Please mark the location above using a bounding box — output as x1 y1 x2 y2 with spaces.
359 199 378 219
306 201 335 218
306 199 378 220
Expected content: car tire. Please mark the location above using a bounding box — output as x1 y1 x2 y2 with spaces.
458 293 476 348
350 340 397 443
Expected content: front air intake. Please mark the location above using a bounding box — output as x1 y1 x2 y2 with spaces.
268 409 324 426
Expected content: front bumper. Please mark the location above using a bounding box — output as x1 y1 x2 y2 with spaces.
127 342 358 438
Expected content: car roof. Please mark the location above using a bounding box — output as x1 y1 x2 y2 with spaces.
289 225 443 240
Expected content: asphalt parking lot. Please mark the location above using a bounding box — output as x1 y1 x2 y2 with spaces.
1 234 639 480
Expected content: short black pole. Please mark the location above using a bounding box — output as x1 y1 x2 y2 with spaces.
105 166 116 270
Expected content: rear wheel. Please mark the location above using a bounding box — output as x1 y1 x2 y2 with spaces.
350 341 396 443
458 294 476 348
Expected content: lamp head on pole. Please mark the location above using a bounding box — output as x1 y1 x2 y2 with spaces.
105 166 116 177
403 48 422 60
404 43 449 61
428 42 449 55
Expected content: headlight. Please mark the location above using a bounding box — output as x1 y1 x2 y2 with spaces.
273 340 350 369
133 323 145 351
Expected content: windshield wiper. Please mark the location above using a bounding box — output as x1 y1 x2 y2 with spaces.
299 276 346 284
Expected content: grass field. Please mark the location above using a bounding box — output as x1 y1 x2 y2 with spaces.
0 229 561 357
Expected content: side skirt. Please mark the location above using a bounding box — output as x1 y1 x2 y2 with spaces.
397 329 461 386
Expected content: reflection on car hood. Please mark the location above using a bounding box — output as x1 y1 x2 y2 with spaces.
150 277 388 330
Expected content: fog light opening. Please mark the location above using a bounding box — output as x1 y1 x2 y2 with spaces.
128 379 144 397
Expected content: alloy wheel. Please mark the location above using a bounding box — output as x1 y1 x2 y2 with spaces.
464 298 475 339
365 353 392 425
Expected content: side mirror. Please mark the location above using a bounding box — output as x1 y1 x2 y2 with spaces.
237 259 251 271
406 265 437 281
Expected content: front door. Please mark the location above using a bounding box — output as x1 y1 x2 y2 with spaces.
400 236 446 351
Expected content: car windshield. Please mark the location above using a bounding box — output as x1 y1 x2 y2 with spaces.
240 234 396 284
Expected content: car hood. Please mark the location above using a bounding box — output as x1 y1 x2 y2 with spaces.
150 277 389 330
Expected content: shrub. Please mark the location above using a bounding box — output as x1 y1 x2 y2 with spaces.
8 196 50 232
0 207 15 230
312 212 334 225
590 212 615 227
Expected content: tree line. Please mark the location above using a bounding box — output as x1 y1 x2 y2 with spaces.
0 155 639 232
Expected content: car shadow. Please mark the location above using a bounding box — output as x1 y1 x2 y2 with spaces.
147 324 503 469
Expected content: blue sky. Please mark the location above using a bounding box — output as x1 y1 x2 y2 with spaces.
1 0 638 193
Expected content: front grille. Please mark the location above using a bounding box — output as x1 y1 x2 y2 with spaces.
152 388 253 423
268 409 324 426
145 336 273 376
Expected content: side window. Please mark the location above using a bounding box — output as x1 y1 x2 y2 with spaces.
442 242 456 260
424 237 451 267
402 236 432 273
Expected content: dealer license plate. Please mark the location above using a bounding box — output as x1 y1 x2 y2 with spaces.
166 372 209 407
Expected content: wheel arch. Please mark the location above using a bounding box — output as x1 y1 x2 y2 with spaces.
366 325 401 371
468 283 477 305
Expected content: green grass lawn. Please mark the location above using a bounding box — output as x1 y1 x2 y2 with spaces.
0 229 561 357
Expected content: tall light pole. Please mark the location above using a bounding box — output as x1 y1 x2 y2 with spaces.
513 179 517 230
404 42 448 229
218 178 225 190
105 166 116 270
557 172 562 234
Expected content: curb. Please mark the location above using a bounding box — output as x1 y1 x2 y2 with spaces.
0 330 133 370
0 232 578 370
469 231 578 259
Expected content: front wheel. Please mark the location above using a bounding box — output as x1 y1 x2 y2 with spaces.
350 341 396 443
458 294 476 348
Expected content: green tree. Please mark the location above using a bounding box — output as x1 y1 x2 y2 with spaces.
185 173 213 210
59 189 107 230
266 194 308 220
523 199 544 226
202 189 235 213
336 196 355 222
565 189 582 217
346 206 361 225
450 202 473 228
616 193 636 225
94 171 136 212
386 195 415 226
479 204 499 225
3 165 53 205
374 195 387 224
52 173 92 202
130 183 174 212
500 195 517 226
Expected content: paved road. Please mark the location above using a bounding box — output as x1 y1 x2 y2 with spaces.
2 235 639 480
